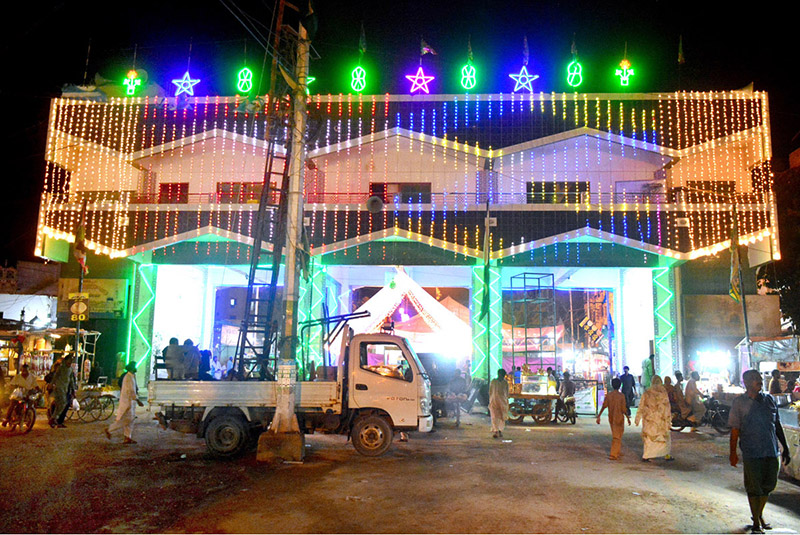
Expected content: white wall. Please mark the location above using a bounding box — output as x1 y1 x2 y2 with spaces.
310 134 483 197
495 135 671 199
138 137 277 196
666 134 764 192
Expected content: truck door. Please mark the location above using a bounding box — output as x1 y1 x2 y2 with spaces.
351 339 418 427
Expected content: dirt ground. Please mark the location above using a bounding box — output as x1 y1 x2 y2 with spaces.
1 405 799 534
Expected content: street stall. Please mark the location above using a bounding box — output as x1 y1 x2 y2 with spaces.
0 327 101 383
507 371 559 424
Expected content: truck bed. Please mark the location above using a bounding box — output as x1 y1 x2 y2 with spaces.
148 380 340 413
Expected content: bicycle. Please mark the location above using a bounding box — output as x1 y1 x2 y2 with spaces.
66 386 116 423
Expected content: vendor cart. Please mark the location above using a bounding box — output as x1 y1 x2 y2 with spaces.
508 392 560 424
508 373 559 424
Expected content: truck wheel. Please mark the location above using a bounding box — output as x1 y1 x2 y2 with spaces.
351 415 393 457
205 415 249 457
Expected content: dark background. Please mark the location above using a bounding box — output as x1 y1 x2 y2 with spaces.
2 0 797 264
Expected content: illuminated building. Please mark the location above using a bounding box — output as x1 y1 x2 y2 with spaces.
35 91 780 382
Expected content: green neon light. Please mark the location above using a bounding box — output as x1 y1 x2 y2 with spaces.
460 64 476 90
471 267 488 374
124 70 141 96
351 66 366 93
305 76 316 95
488 267 502 369
125 263 138 364
566 59 583 87
471 264 502 378
130 264 155 368
237 67 253 93
615 59 634 86
653 267 675 366
308 266 326 364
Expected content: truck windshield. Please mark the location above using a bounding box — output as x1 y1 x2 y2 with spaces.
401 338 429 380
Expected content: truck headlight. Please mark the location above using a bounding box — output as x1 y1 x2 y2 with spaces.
420 397 430 415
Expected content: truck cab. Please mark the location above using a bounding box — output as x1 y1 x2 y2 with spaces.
344 333 433 454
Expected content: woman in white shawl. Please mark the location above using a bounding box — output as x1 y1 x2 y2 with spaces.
634 375 674 462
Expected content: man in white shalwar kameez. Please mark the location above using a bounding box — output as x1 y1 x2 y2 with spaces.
104 361 144 444
635 375 674 461
489 368 510 439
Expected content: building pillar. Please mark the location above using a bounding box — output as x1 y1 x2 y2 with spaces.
127 263 157 386
297 262 327 378
652 266 680 377
471 262 502 383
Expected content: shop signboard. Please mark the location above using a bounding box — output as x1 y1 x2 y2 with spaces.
58 279 128 319
68 292 89 322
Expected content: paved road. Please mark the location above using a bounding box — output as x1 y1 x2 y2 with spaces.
1 405 798 533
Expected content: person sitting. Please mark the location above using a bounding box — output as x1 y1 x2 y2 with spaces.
553 371 576 423
182 339 201 380
768 369 783 396
684 371 706 426
162 338 184 380
2 364 38 426
198 350 214 381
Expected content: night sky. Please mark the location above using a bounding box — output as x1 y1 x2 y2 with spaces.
2 0 797 264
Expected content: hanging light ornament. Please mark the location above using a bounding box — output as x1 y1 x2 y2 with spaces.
509 36 538 92
566 36 583 88
615 42 635 86
460 37 477 90
352 22 368 93
407 37 436 94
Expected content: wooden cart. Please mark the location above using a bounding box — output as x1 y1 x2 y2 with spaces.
508 393 560 424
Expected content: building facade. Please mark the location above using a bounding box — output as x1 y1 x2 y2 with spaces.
35 91 780 384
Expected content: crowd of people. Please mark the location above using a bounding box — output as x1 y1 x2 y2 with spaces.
486 359 793 534
160 338 232 381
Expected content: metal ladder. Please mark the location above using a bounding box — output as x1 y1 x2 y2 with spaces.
232 137 291 380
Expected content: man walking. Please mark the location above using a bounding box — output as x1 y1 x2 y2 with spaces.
49 355 76 428
729 369 792 534
105 361 144 444
489 368 509 439
620 365 637 415
596 377 631 460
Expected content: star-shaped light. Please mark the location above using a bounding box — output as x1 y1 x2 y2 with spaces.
172 71 200 96
405 66 435 94
509 65 539 92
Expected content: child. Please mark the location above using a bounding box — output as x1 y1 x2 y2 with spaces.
596 377 631 460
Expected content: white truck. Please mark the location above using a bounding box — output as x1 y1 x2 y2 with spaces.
148 330 433 457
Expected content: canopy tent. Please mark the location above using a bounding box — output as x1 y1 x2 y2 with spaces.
737 335 799 374
339 267 472 358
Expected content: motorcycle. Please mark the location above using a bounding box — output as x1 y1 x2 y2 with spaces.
670 397 730 435
3 388 41 433
554 396 577 424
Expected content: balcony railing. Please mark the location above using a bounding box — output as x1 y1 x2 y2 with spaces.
45 190 768 210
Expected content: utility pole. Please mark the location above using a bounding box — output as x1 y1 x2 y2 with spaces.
280 21 309 371
261 21 308 453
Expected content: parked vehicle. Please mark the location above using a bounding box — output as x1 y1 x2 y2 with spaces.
4 388 40 433
149 329 433 458
554 396 577 424
670 398 731 435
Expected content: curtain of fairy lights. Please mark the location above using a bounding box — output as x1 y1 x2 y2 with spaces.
36 92 775 264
